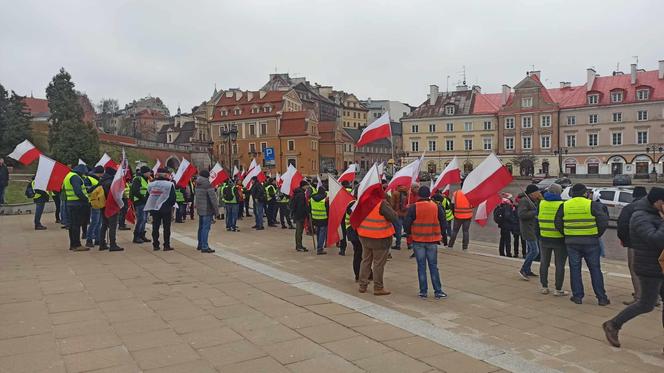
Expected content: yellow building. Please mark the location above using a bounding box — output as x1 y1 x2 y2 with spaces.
327 90 368 129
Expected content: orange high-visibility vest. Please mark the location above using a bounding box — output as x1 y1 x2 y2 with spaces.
453 190 473 219
411 200 442 243
357 203 395 239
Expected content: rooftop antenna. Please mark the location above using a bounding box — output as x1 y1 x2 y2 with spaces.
632 55 639 65
616 62 620 72
446 75 450 94
531 64 535 71
462 65 467 85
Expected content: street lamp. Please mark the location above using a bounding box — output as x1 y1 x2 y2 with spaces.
645 144 664 174
220 124 238 169
553 147 568 176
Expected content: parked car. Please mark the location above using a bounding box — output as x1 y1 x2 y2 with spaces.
561 186 633 220
531 173 548 183
536 177 572 190
612 174 632 186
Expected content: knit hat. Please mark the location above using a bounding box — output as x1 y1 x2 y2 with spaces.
633 186 647 200
418 185 431 198
157 167 170 174
525 184 539 195
570 183 588 197
547 183 563 195
104 167 116 176
199 170 210 178
647 187 664 203
93 165 105 174
140 166 152 174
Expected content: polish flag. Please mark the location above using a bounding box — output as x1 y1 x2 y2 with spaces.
209 162 229 187
78 159 86 166
152 159 161 175
377 162 385 178
431 156 461 194
96 153 118 170
8 140 41 165
461 153 513 207
174 158 197 188
338 164 357 183
104 150 127 218
316 175 323 189
326 175 355 247
276 172 283 187
349 163 384 229
280 164 303 196
34 155 70 192
242 163 263 187
386 154 423 192
233 165 240 178
356 112 392 147
474 194 502 227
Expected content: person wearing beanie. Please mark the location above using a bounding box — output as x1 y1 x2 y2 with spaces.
403 185 448 299
194 169 218 253
145 168 176 251
98 166 123 252
617 186 648 305
603 187 664 348
130 165 153 244
83 165 105 248
536 184 568 296
554 183 610 306
517 184 542 280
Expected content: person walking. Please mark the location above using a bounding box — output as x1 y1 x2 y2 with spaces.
221 179 240 232
84 166 104 247
309 186 329 255
290 181 309 252
404 186 448 299
554 183 610 306
389 185 409 250
98 167 124 252
62 164 90 251
276 190 294 229
195 170 219 253
602 187 664 348
0 158 8 205
145 168 176 251
30 176 49 230
537 183 568 295
447 188 473 251
131 166 152 244
250 176 266 230
518 184 542 280
265 178 278 227
617 186 648 305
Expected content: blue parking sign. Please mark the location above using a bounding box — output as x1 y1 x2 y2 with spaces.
264 147 274 161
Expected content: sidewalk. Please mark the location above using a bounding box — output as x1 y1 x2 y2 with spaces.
0 215 504 373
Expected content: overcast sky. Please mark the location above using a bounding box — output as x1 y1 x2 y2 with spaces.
1 0 663 114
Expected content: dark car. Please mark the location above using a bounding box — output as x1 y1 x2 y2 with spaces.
536 177 572 190
612 174 632 186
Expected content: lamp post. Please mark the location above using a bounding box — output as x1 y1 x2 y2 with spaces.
645 144 664 174
220 124 238 169
553 147 568 176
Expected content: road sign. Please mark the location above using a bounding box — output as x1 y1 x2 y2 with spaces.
264 147 275 166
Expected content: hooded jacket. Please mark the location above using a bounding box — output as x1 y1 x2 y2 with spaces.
290 187 308 221
67 164 90 205
617 196 645 248
195 176 219 216
537 192 565 247
517 192 539 241
628 198 664 278
308 190 329 226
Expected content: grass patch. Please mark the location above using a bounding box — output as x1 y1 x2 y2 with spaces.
3 180 32 204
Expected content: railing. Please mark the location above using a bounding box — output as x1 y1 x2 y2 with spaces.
135 139 210 153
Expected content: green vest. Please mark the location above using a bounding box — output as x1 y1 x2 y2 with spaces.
310 198 327 221
175 188 185 203
277 193 289 204
123 183 130 199
344 211 351 229
266 185 277 201
538 200 564 238
62 172 87 202
132 177 149 202
441 198 453 221
31 180 47 201
221 184 237 204
562 197 598 236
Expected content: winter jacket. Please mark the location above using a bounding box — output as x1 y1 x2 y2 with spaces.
67 164 90 206
290 187 308 221
403 198 447 240
389 186 409 217
554 198 609 245
251 182 266 203
517 193 539 241
99 171 116 215
195 176 219 216
130 175 149 206
494 202 519 233
537 192 566 248
308 191 329 226
0 164 9 187
617 197 645 248
629 197 664 278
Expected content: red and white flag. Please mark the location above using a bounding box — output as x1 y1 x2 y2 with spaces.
8 140 41 165
279 164 303 196
242 162 263 187
431 156 461 194
232 165 240 178
386 154 423 192
104 150 127 218
276 172 282 187
174 158 197 188
152 159 161 175
326 175 355 247
356 111 392 147
34 155 70 192
474 194 502 227
316 175 323 189
461 153 513 207
78 159 86 166
338 164 357 183
96 153 118 170
209 162 229 187
349 163 384 229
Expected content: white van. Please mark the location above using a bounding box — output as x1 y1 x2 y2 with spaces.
560 186 633 220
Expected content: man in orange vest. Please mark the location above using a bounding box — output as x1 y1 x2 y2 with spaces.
447 187 473 250
404 186 448 299
357 199 400 296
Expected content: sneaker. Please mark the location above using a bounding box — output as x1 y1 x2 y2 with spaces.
256 227 265 230
141 236 151 243
570 296 582 305
518 270 529 281
153 246 160 251
282 225 287 229
301 247 309 252
163 246 173 251
358 286 367 293
622 298 637 306
35 225 47 230
132 238 144 244
296 247 305 252
419 293 428 299
527 272 538 277
553 290 569 296
201 248 216 253
540 287 550 295
233 227 240 232
602 321 621 347
598 298 611 306
99 244 109 251
435 292 448 299
374 289 391 296
109 245 124 252
85 240 94 248
316 250 327 255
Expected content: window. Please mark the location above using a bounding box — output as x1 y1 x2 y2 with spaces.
619 192 633 203
221 109 228 116
260 122 267 135
637 131 648 144
464 122 473 131
587 94 599 104
540 135 550 149
612 132 622 146
263 106 272 113
521 116 532 128
249 143 256 153
249 123 256 136
464 139 473 150
287 140 294 151
567 116 576 125
599 190 616 202
505 117 515 129
428 140 436 152
411 124 419 133
521 97 533 108
260 142 267 153
411 141 419 152
588 133 598 147
483 138 492 150
287 158 296 168
251 107 259 114
566 134 576 147
234 108 241 115
611 91 623 103
540 115 551 127
637 110 648 121
504 137 514 150
637 89 649 101
483 121 492 130
522 136 532 150
232 143 238 154
428 124 436 133
589 114 598 124
311 140 317 150
445 140 454 151
445 105 455 115
446 122 454 132
612 112 622 122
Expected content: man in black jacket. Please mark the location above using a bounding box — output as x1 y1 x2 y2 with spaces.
98 167 124 252
250 176 266 230
616 186 648 305
290 181 309 252
130 166 152 243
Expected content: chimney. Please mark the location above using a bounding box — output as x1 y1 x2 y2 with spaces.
529 70 541 79
225 91 233 98
429 85 439 105
630 63 637 85
659 60 664 79
235 91 242 101
247 92 254 101
259 90 266 99
472 85 481 93
559 81 571 88
501 84 511 105
455 84 468 91
586 68 596 90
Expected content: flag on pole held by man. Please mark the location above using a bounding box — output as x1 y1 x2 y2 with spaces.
104 150 127 218
349 163 384 229
96 153 119 170
337 164 357 183
78 159 86 166
209 162 229 187
461 153 513 207
34 155 70 192
242 161 264 187
386 153 424 192
474 194 502 226
174 158 197 188
232 165 240 178
431 156 461 194
326 175 354 247
152 159 161 175
8 140 41 165
316 175 323 189
279 164 303 196
356 112 392 147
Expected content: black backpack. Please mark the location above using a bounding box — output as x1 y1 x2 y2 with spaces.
493 204 505 225
25 183 35 199
223 185 234 201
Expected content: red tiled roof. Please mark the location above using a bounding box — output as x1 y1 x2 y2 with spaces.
279 111 310 136
318 121 337 133
472 93 503 114
136 108 166 119
22 97 50 117
558 70 664 108
212 91 286 121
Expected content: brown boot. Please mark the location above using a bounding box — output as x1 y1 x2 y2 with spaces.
602 321 621 347
358 286 367 293
374 288 391 296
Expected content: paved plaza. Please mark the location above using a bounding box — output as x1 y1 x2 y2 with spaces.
0 214 662 372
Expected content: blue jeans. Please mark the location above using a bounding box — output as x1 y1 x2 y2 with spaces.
413 242 443 295
225 204 239 229
34 202 45 226
0 185 5 204
316 225 327 251
197 214 213 250
444 219 452 239
254 201 264 228
61 198 68 226
135 203 147 236
86 208 101 242
266 200 277 225
393 217 403 248
520 240 540 274
567 243 607 301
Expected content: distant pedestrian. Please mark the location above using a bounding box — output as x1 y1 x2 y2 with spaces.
265 178 278 227
389 185 409 250
493 197 514 256
617 186 648 305
250 176 266 230
221 179 240 232
130 166 152 244
448 187 473 251
29 176 49 230
98 167 124 252
309 186 329 255
195 170 219 253
145 168 176 251
537 183 568 296
0 158 8 205
62 164 90 251
290 181 309 252
518 184 542 280
84 166 104 247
